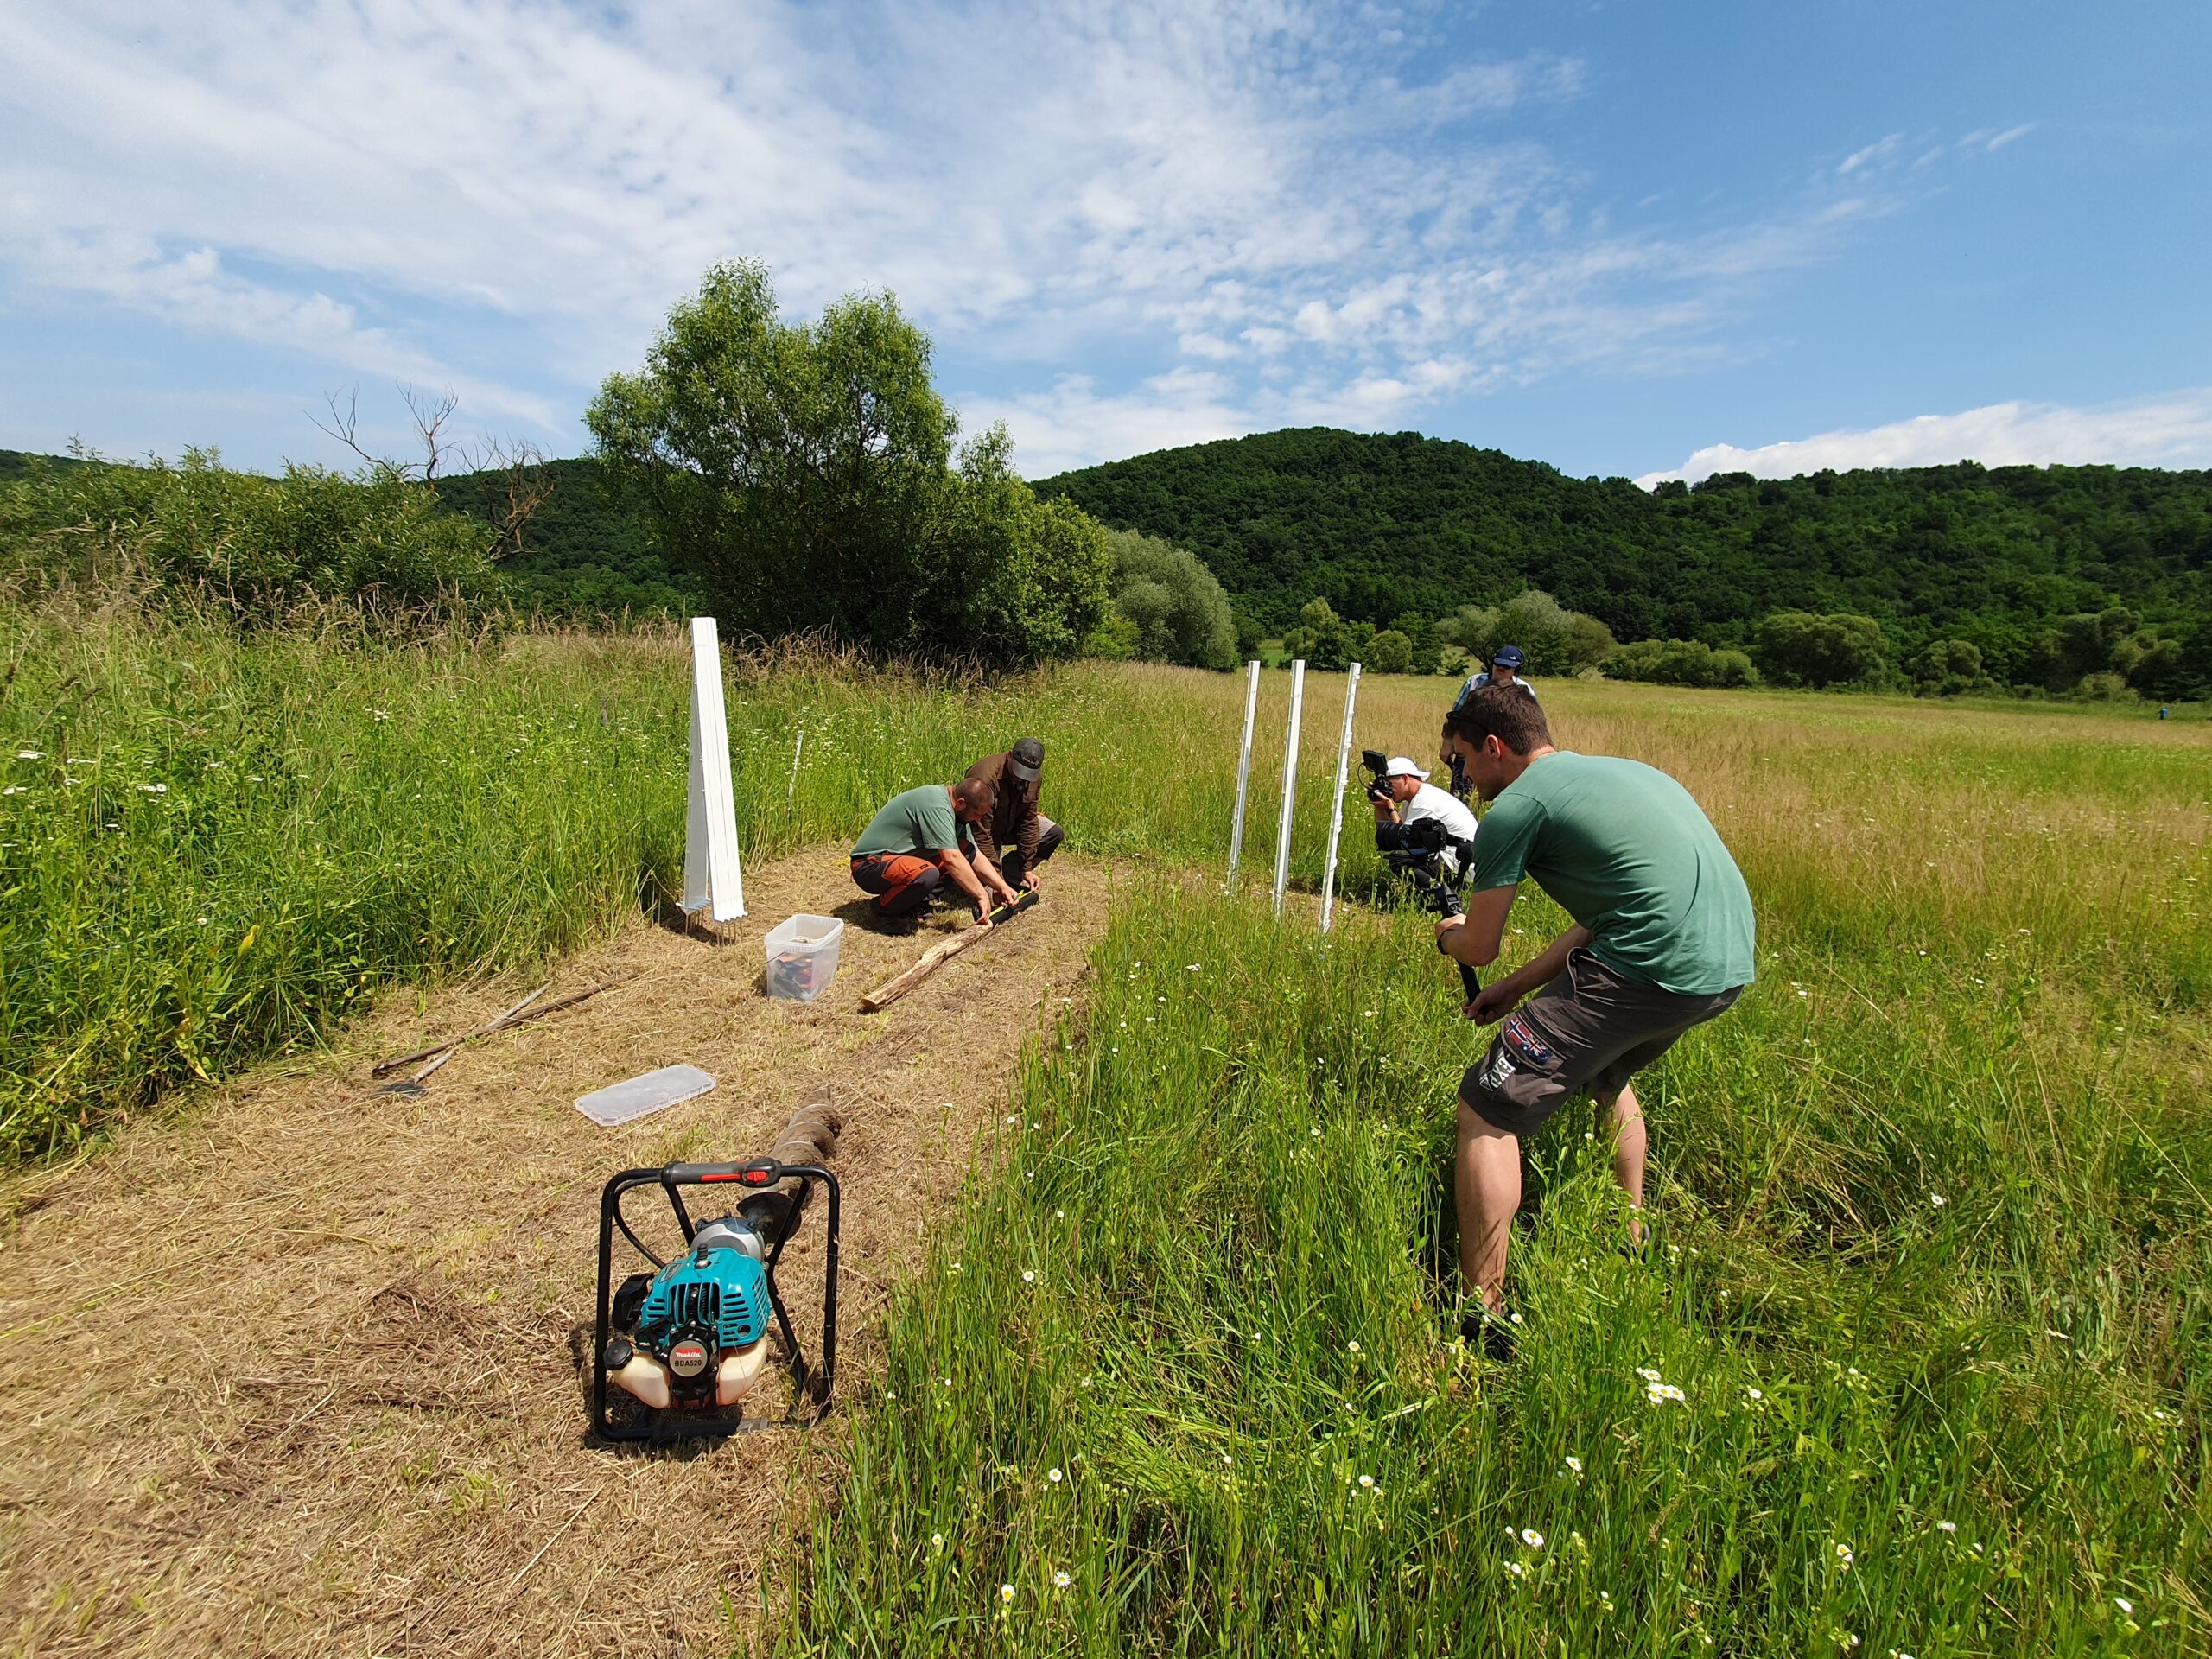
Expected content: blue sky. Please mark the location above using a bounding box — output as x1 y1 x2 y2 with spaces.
2 0 2207 483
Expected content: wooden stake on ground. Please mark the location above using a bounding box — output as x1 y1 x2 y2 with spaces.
370 973 639 1077
860 893 1039 1012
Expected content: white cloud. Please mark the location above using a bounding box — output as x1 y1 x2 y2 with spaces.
0 0 2008 468
963 368 1258 479
1838 134 1904 176
1636 390 2212 487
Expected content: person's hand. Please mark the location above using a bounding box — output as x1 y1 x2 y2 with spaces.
1433 914 1465 950
1020 869 1040 893
973 903 994 929
1468 979 1520 1024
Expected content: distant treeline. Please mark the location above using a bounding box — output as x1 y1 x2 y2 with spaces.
1037 428 2212 698
14 414 2212 698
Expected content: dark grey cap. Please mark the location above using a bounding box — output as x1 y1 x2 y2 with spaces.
1007 737 1045 781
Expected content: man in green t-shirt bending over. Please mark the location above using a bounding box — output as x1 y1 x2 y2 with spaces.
850 777 1020 925
1434 684 1755 1345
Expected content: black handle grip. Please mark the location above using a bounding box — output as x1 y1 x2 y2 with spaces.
662 1159 784 1187
1459 962 1481 1002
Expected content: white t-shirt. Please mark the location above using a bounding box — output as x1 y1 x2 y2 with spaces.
1401 782 1480 876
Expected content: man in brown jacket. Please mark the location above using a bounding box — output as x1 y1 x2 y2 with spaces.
963 737 1064 891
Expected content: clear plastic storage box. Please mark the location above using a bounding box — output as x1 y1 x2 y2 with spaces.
764 913 844 1002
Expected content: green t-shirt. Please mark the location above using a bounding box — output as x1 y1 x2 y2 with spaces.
1470 752 1756 995
852 785 965 860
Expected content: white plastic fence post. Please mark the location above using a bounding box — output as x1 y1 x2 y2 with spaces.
1319 662 1363 932
1272 659 1306 917
785 727 804 816
1225 660 1261 888
683 617 747 924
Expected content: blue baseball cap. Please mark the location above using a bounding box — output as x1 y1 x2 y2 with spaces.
1491 645 1526 669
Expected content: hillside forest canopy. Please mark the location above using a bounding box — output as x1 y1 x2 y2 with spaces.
1040 429 2212 700
6 283 2210 696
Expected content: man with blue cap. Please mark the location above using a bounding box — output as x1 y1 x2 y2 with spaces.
1457 644 1537 712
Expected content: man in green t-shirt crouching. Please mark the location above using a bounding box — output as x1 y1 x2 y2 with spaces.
1434 685 1756 1347
850 777 1020 925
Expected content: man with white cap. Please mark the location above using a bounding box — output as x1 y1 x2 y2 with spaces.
1370 753 1480 882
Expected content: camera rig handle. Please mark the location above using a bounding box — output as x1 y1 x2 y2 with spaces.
1429 880 1483 1004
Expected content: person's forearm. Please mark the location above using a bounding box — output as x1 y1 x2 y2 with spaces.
970 849 1018 903
1503 925 1590 996
943 854 990 911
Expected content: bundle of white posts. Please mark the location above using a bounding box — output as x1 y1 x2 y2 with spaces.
683 616 747 925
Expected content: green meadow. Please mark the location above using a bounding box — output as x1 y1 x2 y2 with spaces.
772 673 2209 1656
1 615 2205 1651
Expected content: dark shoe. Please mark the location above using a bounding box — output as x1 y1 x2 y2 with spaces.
1459 1309 1518 1364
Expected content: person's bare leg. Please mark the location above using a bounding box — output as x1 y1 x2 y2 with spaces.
1455 1097 1522 1313
1599 1081 1648 1246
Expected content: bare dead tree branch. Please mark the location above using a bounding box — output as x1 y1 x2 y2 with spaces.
308 387 407 481
401 384 461 486
467 435 555 563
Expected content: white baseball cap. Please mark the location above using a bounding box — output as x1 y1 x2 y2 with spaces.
1382 755 1429 779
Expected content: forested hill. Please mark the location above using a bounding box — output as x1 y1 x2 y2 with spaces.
432 456 706 616
1033 428 2212 670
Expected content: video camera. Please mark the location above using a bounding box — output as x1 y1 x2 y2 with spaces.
1357 747 1395 804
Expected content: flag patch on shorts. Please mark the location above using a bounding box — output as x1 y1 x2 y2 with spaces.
1502 1014 1555 1066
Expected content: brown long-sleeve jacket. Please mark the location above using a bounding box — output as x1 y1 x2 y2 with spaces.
962 750 1042 865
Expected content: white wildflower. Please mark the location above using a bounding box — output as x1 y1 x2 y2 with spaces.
1564 1455 1583 1474
1047 1467 1063 1484
2114 1596 2134 1615
1936 1520 1956 1534
999 1584 1015 1603
1053 1571 1071 1589
1521 1529 1545 1548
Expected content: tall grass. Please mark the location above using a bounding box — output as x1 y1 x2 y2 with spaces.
777 879 2207 1654
769 676 2209 1656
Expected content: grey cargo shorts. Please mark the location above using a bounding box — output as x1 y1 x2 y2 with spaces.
1460 947 1743 1137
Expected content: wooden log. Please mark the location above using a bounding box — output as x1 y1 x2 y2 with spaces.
861 892 1040 1012
860 927 986 1012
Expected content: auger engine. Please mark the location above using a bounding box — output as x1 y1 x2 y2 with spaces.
589 1127 842 1441
603 1214 777 1410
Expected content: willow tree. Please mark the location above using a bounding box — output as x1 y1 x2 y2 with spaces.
588 260 1107 663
